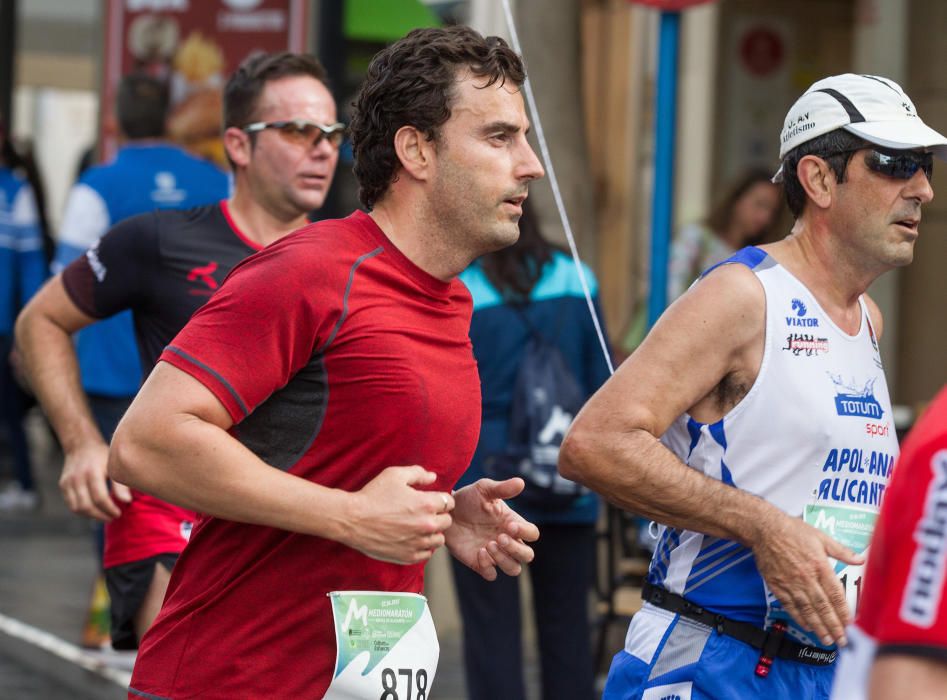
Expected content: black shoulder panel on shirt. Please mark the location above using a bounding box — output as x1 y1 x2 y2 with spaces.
231 353 328 472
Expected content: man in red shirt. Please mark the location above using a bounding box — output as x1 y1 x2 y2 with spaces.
830 386 947 700
110 26 544 699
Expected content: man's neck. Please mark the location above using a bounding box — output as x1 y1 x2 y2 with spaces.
226 188 310 248
368 199 471 282
765 224 881 334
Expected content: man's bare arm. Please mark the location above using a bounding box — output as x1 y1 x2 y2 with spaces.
109 361 457 565
15 276 129 520
560 263 861 645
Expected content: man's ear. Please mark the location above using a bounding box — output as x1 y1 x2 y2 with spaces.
796 154 835 210
393 126 435 182
223 127 252 169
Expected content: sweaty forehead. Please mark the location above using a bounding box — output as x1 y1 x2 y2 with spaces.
450 73 528 125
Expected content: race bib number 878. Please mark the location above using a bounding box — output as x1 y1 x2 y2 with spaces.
324 591 439 700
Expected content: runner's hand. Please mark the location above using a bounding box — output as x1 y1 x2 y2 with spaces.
445 477 540 581
346 466 454 565
60 442 132 521
752 511 864 646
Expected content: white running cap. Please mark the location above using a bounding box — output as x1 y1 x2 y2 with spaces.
778 73 947 160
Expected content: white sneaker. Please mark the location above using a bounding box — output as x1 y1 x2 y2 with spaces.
0 482 40 511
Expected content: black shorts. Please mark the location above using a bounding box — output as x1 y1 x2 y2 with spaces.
105 552 178 650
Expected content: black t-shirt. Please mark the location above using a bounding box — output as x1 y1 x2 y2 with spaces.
62 202 261 374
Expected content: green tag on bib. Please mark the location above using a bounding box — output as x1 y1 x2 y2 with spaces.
329 592 429 677
803 503 876 568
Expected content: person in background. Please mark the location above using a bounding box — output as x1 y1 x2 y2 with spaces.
51 73 228 482
0 115 48 511
667 168 781 301
452 200 611 700
47 71 226 646
16 53 334 651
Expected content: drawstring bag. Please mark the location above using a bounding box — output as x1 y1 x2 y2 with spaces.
484 307 589 509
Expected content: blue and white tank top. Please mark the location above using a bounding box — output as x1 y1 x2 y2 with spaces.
648 247 899 646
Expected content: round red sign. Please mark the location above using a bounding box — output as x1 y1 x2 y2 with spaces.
739 26 785 77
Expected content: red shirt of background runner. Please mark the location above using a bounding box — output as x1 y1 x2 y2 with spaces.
855 386 947 654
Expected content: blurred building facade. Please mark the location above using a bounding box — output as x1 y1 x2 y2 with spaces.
1 0 944 404
573 0 946 408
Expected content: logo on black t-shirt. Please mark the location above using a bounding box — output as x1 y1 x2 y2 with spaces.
187 261 219 296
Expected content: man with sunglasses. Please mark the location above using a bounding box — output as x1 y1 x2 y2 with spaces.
559 73 947 699
16 52 342 651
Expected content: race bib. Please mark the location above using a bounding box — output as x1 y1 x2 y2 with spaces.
324 591 438 700
765 504 877 646
803 503 877 615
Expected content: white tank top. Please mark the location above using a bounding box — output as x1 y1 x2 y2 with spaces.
649 247 899 646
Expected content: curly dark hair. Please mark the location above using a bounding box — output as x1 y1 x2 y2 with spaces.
349 25 526 210
779 129 872 218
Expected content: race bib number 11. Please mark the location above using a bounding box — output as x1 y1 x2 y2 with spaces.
803 503 877 614
324 591 439 700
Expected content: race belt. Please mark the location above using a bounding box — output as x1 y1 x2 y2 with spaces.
642 582 838 674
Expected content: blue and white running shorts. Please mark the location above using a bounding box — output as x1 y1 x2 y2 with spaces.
603 603 836 700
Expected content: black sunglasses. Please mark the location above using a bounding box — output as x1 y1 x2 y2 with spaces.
863 147 933 182
242 120 346 148
830 146 933 182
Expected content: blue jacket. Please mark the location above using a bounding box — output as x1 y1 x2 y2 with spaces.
0 168 46 335
54 143 229 396
458 251 612 524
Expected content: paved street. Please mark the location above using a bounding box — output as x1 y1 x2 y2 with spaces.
0 650 79 699
0 410 128 699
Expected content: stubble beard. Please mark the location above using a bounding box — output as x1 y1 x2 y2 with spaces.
865 229 916 272
430 169 516 258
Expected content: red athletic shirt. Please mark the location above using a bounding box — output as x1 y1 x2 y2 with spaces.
129 211 481 699
855 385 947 657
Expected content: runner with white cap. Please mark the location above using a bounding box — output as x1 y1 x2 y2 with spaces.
559 73 947 700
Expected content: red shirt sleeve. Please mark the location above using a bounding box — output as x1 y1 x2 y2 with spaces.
159 227 346 423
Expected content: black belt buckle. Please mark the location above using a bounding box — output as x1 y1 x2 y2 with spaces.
647 586 665 606
755 621 787 678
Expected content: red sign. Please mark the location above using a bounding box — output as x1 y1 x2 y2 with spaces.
627 0 715 10
739 26 785 78
101 0 308 165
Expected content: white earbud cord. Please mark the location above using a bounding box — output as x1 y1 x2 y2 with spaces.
500 0 615 376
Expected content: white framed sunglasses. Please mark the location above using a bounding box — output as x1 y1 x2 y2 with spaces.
242 120 346 148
